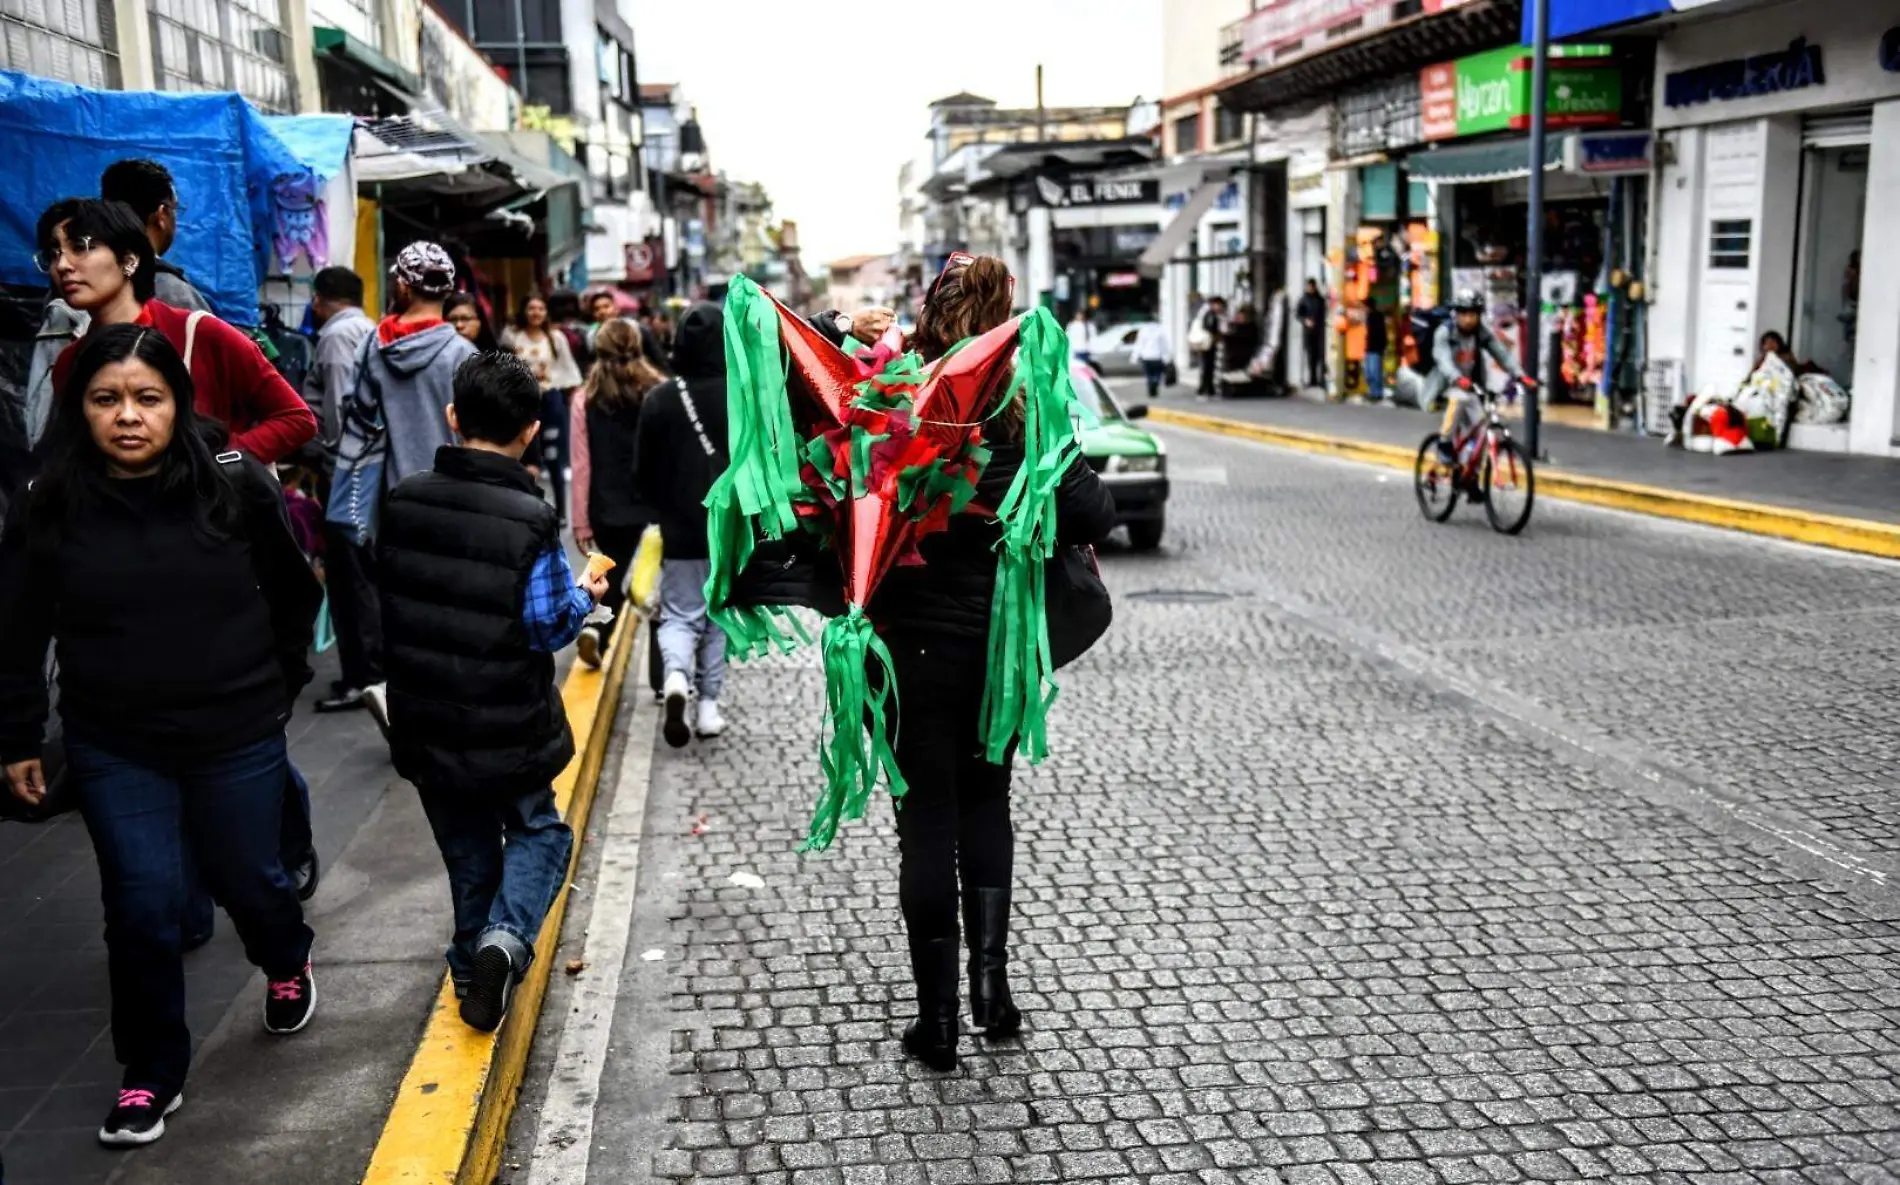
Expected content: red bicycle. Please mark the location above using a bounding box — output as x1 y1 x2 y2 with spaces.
1413 377 1535 535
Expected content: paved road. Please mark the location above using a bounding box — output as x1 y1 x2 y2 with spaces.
505 423 1900 1184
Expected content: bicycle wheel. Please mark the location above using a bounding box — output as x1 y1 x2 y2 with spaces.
1482 436 1535 535
1414 435 1458 523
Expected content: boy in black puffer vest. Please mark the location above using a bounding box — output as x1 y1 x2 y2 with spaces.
377 352 608 1031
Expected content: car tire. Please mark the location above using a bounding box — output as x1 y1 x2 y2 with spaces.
1126 517 1165 552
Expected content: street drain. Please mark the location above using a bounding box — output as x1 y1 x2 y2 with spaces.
1127 588 1237 604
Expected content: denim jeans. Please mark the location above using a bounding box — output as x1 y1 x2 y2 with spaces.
1140 359 1167 399
1364 351 1385 402
67 733 313 1095
416 785 572 984
182 763 313 944
658 559 727 700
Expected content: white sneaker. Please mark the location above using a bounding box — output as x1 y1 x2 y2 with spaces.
575 625 602 670
362 682 391 742
695 698 727 739
662 672 691 749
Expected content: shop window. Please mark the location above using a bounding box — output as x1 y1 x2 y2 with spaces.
1214 105 1244 147
1359 163 1397 221
1172 112 1200 157
1793 146 1866 384
1708 219 1751 270
3 0 119 88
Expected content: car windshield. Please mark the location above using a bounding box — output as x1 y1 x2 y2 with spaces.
1068 363 1127 423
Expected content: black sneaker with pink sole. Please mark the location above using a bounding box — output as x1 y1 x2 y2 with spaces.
264 962 316 1034
98 1087 182 1147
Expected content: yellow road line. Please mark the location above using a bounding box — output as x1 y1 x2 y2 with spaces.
364 610 638 1185
1148 406 1900 561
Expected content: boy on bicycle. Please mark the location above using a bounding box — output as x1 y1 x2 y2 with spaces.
1429 288 1534 465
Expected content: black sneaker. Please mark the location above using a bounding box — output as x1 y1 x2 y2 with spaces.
98 1088 182 1147
313 687 366 713
264 963 316 1034
576 624 603 670
459 946 517 1033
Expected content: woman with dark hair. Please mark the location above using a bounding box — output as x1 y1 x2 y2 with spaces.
872 253 1116 1071
443 291 499 353
568 319 665 671
39 197 315 463
501 292 583 520
0 325 322 1147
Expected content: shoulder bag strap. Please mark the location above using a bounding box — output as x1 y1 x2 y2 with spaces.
182 309 208 372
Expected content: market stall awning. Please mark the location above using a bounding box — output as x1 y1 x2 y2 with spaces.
313 26 423 96
1137 174 1234 276
1404 134 1566 183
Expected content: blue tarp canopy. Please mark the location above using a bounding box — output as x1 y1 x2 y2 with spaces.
0 72 348 326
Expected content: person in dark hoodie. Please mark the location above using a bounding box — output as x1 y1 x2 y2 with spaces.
635 302 731 748
326 241 479 735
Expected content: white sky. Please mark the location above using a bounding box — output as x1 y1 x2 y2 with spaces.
630 0 1164 268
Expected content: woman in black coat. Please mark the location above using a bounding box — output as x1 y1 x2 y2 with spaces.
869 255 1117 1072
0 325 321 1147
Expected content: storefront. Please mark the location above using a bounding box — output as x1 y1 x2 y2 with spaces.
1401 41 1651 419
1647 0 1900 454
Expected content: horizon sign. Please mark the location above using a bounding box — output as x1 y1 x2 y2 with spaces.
1421 44 1623 141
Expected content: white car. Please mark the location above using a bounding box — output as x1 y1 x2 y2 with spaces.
1082 322 1154 377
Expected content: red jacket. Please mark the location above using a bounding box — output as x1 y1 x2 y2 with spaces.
52 300 318 463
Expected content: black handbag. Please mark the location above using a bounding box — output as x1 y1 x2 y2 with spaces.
1047 544 1112 669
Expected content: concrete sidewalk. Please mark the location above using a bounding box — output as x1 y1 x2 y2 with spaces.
1126 387 1900 527
0 652 447 1185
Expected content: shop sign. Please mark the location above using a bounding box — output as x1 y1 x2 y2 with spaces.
1103 272 1142 289
1422 44 1622 141
624 238 659 285
1030 174 1160 207
1566 130 1653 175
1663 38 1824 109
1241 0 1475 71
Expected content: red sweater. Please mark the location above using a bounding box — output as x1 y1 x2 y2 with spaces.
53 300 318 463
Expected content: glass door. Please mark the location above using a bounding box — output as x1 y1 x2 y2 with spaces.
1792 144 1867 386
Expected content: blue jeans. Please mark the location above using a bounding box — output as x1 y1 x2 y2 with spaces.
416 785 572 985
1364 351 1385 402
182 764 313 944
1140 359 1167 399
68 733 313 1095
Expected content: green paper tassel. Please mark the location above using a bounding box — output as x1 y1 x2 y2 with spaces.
803 605 907 852
979 307 1084 765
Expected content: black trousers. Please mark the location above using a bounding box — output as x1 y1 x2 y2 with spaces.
323 525 382 691
1198 347 1217 396
592 521 663 693
1303 329 1326 388
884 635 1015 944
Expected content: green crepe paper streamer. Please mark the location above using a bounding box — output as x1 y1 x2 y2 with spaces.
705 276 811 660
803 605 907 852
979 307 1084 765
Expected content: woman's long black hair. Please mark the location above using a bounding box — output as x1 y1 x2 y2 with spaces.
26 323 241 548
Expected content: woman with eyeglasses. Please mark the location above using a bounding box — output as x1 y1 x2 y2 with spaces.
0 325 321 1146
39 198 316 464
443 292 499 353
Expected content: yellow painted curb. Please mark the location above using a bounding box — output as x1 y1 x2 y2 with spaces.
1148 406 1900 561
363 607 639 1185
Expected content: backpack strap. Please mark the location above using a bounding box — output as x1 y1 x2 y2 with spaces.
182 309 209 372
675 379 721 461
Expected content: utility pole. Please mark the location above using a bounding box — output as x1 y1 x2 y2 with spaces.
1523 0 1550 459
1035 64 1046 141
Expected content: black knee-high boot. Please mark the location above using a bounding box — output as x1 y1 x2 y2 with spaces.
964 887 1022 1039
903 934 960 1072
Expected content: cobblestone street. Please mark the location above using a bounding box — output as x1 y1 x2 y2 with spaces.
509 424 1900 1185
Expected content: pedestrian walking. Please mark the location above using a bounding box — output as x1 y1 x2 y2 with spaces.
1297 279 1328 390
871 254 1117 1072
1066 305 1092 366
0 325 321 1147
1133 317 1173 399
99 158 211 314
501 294 582 523
568 318 664 690
636 302 732 748
42 198 315 461
376 352 607 1032
40 196 322 913
326 241 479 735
1194 296 1226 397
1363 298 1388 404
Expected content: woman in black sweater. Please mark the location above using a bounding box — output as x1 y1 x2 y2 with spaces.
872 255 1117 1072
0 325 321 1148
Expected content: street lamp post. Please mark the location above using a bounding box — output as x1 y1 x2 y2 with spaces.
1522 0 1551 459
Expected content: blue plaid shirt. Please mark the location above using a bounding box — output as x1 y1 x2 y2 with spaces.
522 546 595 653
